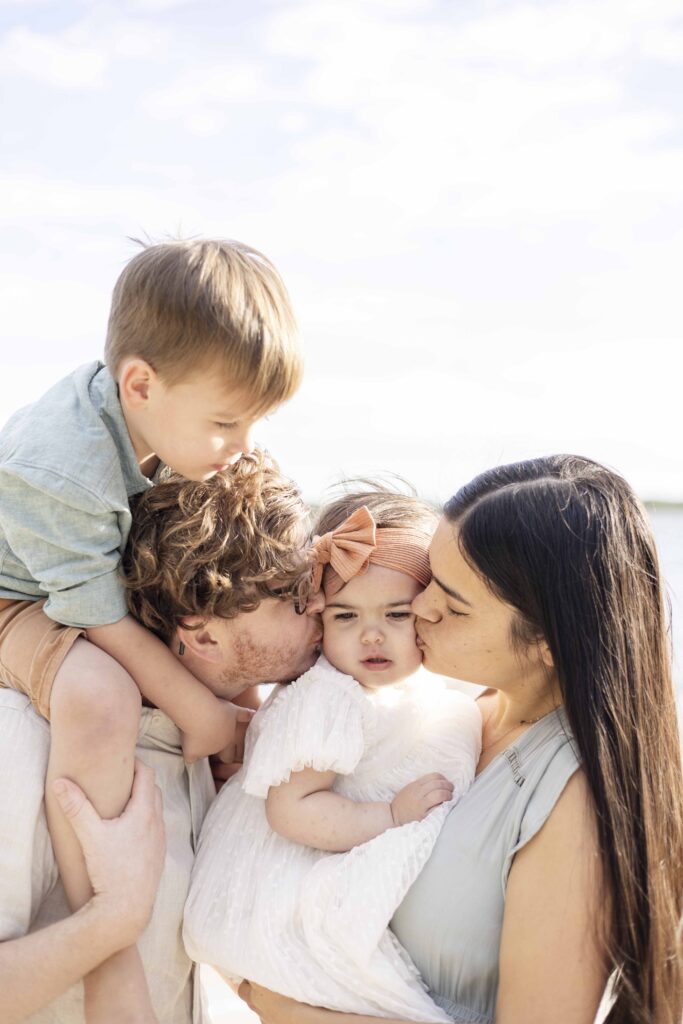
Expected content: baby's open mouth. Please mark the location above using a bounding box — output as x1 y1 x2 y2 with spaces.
361 657 392 670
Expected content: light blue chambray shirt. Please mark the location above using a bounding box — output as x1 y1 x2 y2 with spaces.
0 361 162 628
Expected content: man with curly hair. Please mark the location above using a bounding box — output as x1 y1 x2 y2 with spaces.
0 451 324 1024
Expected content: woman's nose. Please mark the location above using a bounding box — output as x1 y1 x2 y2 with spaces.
411 588 439 622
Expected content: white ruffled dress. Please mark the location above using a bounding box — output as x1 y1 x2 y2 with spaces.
183 656 482 1023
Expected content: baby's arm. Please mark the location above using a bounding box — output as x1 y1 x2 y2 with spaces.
87 615 252 762
266 768 454 853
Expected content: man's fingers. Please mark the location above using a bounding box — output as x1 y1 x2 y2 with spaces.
52 778 99 834
127 759 157 806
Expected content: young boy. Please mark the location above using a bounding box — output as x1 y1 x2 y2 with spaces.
0 238 302 1023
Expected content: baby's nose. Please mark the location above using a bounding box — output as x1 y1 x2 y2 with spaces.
361 626 384 644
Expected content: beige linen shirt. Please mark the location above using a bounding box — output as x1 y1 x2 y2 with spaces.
0 690 215 1023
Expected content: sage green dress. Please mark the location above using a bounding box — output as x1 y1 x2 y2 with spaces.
391 707 580 1024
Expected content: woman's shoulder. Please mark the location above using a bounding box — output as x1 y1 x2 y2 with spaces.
501 708 584 884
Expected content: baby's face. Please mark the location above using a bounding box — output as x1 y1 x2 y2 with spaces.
321 564 423 690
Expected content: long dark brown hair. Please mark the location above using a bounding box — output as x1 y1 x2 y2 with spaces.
444 454 683 1024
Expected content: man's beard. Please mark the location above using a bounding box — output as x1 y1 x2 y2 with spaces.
218 632 319 693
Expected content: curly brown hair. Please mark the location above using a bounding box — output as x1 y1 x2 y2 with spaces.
122 450 314 643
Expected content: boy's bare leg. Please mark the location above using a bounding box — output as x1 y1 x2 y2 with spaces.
46 638 157 1024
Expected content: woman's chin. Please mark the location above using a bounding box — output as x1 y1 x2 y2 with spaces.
419 647 439 672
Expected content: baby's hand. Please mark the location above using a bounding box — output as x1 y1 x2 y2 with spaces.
181 700 254 764
390 772 454 826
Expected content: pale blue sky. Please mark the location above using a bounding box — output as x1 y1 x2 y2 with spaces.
1 0 683 501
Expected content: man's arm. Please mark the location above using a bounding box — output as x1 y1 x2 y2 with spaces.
88 615 250 761
0 764 165 1024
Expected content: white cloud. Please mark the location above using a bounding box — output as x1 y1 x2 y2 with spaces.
0 25 107 88
0 0 682 504
125 0 197 9
639 26 683 60
142 61 276 132
0 174 206 228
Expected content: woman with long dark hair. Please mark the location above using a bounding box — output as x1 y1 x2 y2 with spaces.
239 455 683 1024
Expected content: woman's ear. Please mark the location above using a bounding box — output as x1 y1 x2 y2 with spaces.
538 639 554 670
176 619 223 663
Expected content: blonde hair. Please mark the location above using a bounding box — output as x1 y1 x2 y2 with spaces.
122 450 313 643
105 238 302 414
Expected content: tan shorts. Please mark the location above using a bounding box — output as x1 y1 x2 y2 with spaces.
0 598 85 720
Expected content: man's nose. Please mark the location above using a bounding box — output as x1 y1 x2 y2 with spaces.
306 588 325 615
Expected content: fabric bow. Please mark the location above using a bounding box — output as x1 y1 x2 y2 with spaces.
312 505 377 595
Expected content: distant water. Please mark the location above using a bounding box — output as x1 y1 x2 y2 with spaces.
648 505 683 701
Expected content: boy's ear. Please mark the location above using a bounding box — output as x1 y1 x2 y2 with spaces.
118 358 158 408
176 619 223 663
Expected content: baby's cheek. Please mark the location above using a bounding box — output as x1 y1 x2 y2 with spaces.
321 629 351 675
321 630 338 664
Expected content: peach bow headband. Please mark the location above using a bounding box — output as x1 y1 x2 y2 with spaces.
311 505 431 597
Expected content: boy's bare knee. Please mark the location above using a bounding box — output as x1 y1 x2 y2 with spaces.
50 639 141 739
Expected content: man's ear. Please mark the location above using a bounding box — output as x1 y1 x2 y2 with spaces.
176 619 223 663
118 358 158 409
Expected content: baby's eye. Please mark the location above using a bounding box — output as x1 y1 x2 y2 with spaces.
333 612 356 621
387 611 412 620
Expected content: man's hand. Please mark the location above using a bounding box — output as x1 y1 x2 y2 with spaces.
208 707 254 791
209 755 242 793
390 772 454 826
181 700 254 764
52 759 166 949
